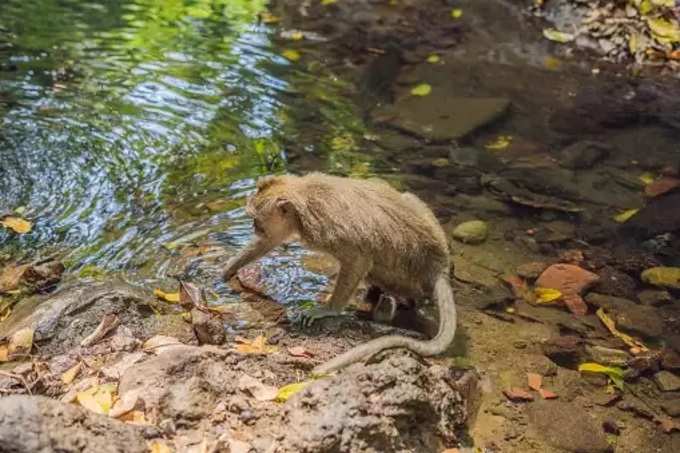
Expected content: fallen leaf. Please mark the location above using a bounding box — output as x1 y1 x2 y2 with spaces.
485 135 512 150
426 54 441 64
534 287 562 304
275 381 312 402
538 388 558 399
0 216 32 234
179 280 203 307
76 383 116 415
451 8 463 19
535 264 599 316
61 362 82 385
321 0 337 4
641 266 680 289
282 49 301 61
410 83 432 96
234 335 278 355
286 30 304 41
154 288 180 303
648 18 680 45
543 55 561 70
0 264 30 293
81 313 120 347
287 346 314 358
8 327 33 358
259 11 280 24
578 362 625 390
149 440 172 453
645 176 680 197
503 387 534 401
119 410 148 425
502 275 533 302
639 172 656 185
527 372 542 391
238 374 278 402
543 28 575 43
613 208 639 223
596 308 648 352
0 344 8 362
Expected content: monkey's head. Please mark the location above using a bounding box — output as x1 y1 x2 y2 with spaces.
245 175 300 243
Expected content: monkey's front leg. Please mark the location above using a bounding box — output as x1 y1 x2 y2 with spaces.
301 258 369 327
222 236 276 282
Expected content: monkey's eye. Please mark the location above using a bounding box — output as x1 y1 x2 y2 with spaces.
253 218 264 234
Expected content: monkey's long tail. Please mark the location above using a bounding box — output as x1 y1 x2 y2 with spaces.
312 273 457 375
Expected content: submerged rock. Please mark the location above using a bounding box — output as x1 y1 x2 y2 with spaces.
451 220 489 244
558 141 611 169
373 95 510 142
654 371 680 392
0 395 150 453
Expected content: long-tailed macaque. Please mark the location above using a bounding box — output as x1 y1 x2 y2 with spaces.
222 172 457 374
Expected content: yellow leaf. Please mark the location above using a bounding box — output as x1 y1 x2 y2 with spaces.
485 135 513 150
613 208 639 223
426 54 441 64
153 288 180 303
234 335 279 355
0 344 8 362
543 56 561 70
534 287 562 303
629 32 641 54
275 381 312 402
578 362 624 390
648 18 680 44
451 8 463 19
259 11 280 24
410 83 432 96
322 0 337 5
290 31 304 41
119 410 148 425
76 384 115 415
543 28 574 43
61 362 82 385
0 216 32 234
639 172 656 185
148 440 172 453
596 307 648 352
282 49 301 61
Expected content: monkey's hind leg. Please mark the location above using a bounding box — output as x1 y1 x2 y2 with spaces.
299 257 370 328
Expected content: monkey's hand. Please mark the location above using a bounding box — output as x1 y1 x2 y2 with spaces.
299 307 349 328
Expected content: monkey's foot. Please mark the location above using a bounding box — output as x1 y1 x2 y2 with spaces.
298 307 348 328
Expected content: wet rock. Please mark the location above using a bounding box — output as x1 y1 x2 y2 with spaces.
451 220 488 244
0 280 153 355
591 266 637 300
277 352 480 452
536 264 599 316
586 345 629 367
661 400 680 417
0 395 149 452
447 193 512 215
482 175 583 213
448 146 502 172
641 266 680 290
542 335 586 368
623 191 680 238
516 261 550 280
373 95 510 142
654 371 680 392
558 141 611 169
527 401 611 453
661 349 680 371
585 293 665 340
191 309 226 345
616 399 654 420
637 289 672 307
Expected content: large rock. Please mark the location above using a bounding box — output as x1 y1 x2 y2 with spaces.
277 352 480 453
527 401 611 453
0 395 150 453
585 293 665 339
374 95 510 142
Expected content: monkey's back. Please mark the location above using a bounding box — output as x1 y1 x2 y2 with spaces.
292 173 449 290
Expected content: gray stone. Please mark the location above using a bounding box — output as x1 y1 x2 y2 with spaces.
374 95 510 142
586 345 629 367
654 371 680 392
0 395 149 453
527 401 611 452
451 220 489 244
448 146 502 172
559 141 611 169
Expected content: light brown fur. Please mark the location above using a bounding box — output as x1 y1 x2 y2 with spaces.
222 172 457 374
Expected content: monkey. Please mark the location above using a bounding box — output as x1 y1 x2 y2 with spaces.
222 172 457 375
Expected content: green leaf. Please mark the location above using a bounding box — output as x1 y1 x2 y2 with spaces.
282 49 301 61
451 8 463 19
426 54 440 64
534 287 562 304
410 83 432 96
613 208 639 223
543 28 574 43
578 362 625 390
275 381 311 402
648 18 680 44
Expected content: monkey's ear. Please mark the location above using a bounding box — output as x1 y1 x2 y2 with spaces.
276 197 295 215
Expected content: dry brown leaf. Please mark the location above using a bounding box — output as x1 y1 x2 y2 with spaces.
538 388 558 399
287 346 314 358
61 362 82 385
81 313 120 347
0 343 8 362
179 280 203 307
527 372 542 391
118 410 148 425
234 335 278 355
8 327 34 358
0 216 32 234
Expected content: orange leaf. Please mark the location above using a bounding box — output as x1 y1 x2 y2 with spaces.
527 372 542 391
539 388 558 399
